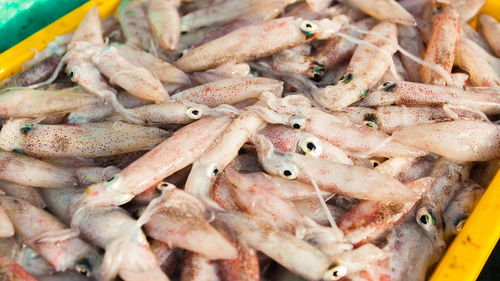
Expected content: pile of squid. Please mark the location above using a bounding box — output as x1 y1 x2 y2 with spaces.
0 0 499 280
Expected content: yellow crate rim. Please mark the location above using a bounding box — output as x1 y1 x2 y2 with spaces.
0 1 499 281
0 0 120 82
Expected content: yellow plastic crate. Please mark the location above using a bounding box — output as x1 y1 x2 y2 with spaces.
0 1 499 280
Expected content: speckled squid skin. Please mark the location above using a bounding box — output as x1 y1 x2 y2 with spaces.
147 0 181 50
145 188 237 260
259 123 353 164
379 220 438 281
314 21 398 109
113 43 190 87
215 211 333 281
225 167 306 233
414 159 471 257
93 46 169 102
254 135 419 203
343 0 416 25
181 251 221 281
226 171 332 201
0 196 98 273
479 13 500 57
0 204 14 238
180 0 292 33
83 115 233 206
359 80 500 114
443 181 484 241
70 6 103 47
313 18 377 70
176 16 348 73
392 120 500 162
184 113 265 206
2 121 170 158
71 204 168 281
305 108 427 158
0 180 46 209
455 36 500 88
339 177 434 245
0 254 38 281
0 88 101 118
0 151 78 188
173 77 283 107
0 55 62 90
375 106 451 134
117 0 153 50
213 218 260 281
421 6 460 86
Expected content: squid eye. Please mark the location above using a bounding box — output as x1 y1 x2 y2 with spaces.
324 264 347 280
417 208 435 230
11 149 25 155
370 159 380 168
433 3 445 14
454 216 467 232
298 137 323 157
105 174 119 184
186 107 203 119
382 81 397 92
75 259 91 277
206 163 219 178
363 119 378 128
289 115 307 130
300 20 318 36
20 124 33 134
279 163 299 180
308 64 325 81
340 73 353 83
157 182 175 191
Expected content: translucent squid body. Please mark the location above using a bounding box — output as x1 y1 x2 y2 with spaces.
455 35 500 88
66 6 168 123
176 15 349 72
172 77 283 107
117 0 153 51
181 252 221 281
342 0 416 25
479 13 500 58
112 43 190 88
144 186 237 259
259 124 353 164
339 176 434 245
70 202 168 281
0 151 78 188
215 211 336 281
247 93 426 158
0 196 102 276
110 100 238 125
443 181 484 241
392 120 500 162
420 6 460 86
0 119 170 158
83 115 232 206
253 135 419 203
184 112 265 207
180 0 295 33
147 0 182 50
414 159 471 254
0 88 101 118
314 21 398 110
358 81 500 115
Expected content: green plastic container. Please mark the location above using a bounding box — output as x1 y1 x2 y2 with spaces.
0 0 87 53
